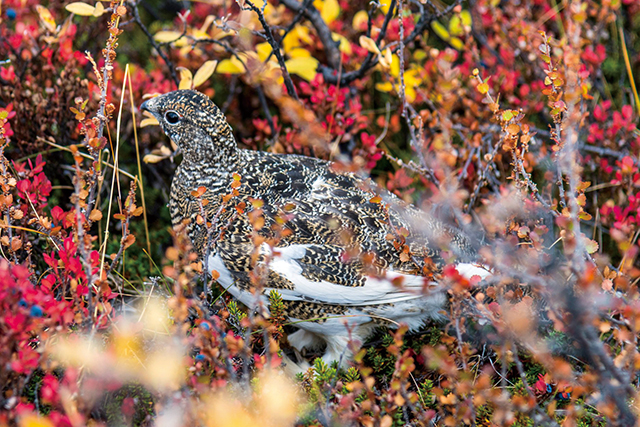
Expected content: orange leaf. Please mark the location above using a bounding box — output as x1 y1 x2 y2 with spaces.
10 238 22 252
506 123 520 135
89 209 103 221
123 234 136 249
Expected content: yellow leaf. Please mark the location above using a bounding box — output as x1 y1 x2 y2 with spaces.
191 29 210 41
586 239 599 254
153 30 183 43
283 25 311 53
211 26 235 40
404 69 421 87
252 0 276 16
430 21 450 41
359 35 380 55
65 2 96 16
352 10 368 31
216 57 246 74
405 86 416 103
379 0 391 14
36 5 57 32
332 33 352 55
178 68 193 90
199 15 215 34
477 82 489 94
193 60 218 88
256 42 273 62
93 1 105 16
285 57 319 81
320 0 340 24
379 48 393 68
460 10 472 26
449 14 463 36
390 54 400 77
19 415 54 427
375 81 393 92
502 110 514 121
413 50 427 60
286 47 310 58
449 37 464 50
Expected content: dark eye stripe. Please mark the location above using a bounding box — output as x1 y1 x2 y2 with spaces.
165 110 181 125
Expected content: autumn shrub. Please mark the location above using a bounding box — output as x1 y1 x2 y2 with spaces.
1 0 640 425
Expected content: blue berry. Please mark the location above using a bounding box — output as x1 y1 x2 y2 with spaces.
29 305 43 317
6 9 16 20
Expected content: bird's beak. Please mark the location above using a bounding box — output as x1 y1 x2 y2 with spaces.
140 99 150 112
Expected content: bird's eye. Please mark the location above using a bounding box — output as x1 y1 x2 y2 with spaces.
164 110 181 125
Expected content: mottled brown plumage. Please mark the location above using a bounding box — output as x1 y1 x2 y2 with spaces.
141 90 486 366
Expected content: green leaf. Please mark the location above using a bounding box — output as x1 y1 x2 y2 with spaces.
431 21 450 41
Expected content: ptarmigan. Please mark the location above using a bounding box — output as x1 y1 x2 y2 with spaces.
141 90 488 366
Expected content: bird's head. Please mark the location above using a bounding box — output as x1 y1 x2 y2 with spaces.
141 90 236 163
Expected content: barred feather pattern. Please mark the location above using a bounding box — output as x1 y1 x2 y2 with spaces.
142 90 487 366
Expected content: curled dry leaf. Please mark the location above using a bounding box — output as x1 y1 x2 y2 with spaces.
359 36 380 55
140 111 159 128
143 154 166 164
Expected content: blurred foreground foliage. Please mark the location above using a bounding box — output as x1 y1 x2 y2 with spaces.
1 0 640 425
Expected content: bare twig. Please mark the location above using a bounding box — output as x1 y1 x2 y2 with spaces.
279 0 341 69
244 0 299 100
318 0 462 85
129 0 180 87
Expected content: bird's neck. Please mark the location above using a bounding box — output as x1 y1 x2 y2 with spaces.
176 139 241 188
181 130 239 166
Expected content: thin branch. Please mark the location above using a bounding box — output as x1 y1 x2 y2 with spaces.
129 0 180 87
265 0 314 63
245 0 299 100
279 0 341 69
319 0 463 85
